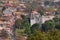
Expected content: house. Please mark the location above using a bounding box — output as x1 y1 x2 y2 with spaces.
13 12 23 19
42 15 55 23
0 12 15 31
3 9 12 15
55 14 60 18
13 12 23 15
30 11 42 26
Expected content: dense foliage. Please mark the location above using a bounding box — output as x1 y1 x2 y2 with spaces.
27 29 60 40
27 17 60 40
15 17 60 40
15 18 30 35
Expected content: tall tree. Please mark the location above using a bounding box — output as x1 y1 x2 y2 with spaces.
43 20 55 31
15 19 22 29
53 17 60 29
22 19 30 35
46 29 60 40
30 23 39 33
27 30 46 40
38 10 44 16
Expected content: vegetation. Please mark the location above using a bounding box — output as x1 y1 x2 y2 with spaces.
44 1 50 6
15 18 22 29
53 17 60 29
30 23 39 33
27 17 60 40
38 11 44 16
15 16 60 40
42 20 55 31
27 30 46 40
15 18 30 35
28 29 60 40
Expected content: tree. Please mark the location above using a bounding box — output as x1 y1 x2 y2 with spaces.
53 17 60 29
27 29 60 40
30 23 39 33
42 20 55 31
38 11 44 16
15 19 22 29
15 18 30 35
27 18 60 40
55 24 60 29
27 30 46 40
53 17 60 23
46 29 60 40
22 19 30 35
44 1 50 6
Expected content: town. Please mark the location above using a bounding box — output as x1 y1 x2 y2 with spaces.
0 0 60 40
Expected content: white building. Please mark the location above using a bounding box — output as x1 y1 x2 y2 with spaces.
42 15 55 23
30 11 42 26
30 11 55 26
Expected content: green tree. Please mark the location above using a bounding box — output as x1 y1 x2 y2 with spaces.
15 19 22 29
15 19 23 35
46 29 60 40
27 29 60 40
53 17 60 23
27 30 46 40
22 19 30 35
43 20 55 31
55 24 60 29
31 23 39 33
38 11 44 16
53 17 60 29
15 17 30 35
44 1 50 6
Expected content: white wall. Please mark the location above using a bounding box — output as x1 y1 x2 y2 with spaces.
42 15 55 23
30 19 36 26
